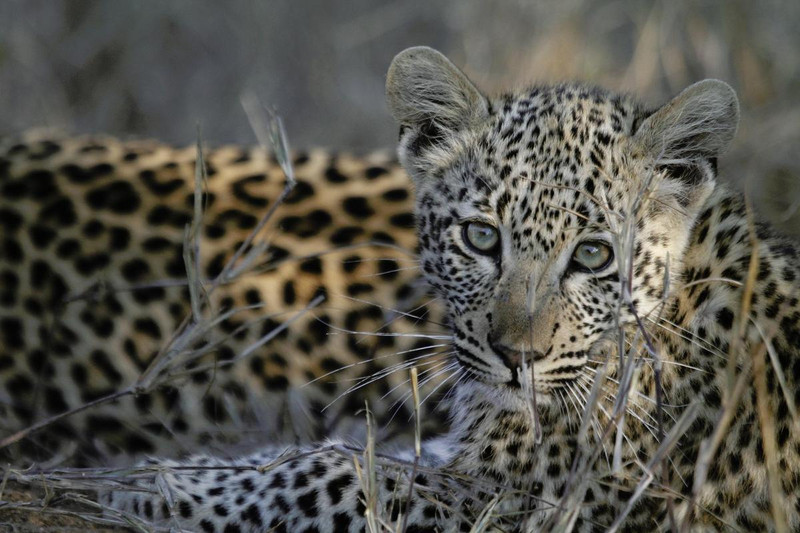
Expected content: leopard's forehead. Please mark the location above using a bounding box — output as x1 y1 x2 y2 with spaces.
421 84 644 255
476 84 641 180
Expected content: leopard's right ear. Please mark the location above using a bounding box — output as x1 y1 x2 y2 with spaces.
386 47 488 157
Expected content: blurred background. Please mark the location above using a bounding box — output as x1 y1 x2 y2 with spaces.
1 0 799 231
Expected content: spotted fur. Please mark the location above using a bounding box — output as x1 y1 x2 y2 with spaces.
15 46 800 531
0 132 445 462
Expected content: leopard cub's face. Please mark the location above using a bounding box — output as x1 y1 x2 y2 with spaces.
387 48 738 407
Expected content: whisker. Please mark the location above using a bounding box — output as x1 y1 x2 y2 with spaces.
575 376 687 485
340 256 420 265
320 320 453 340
321 350 453 412
358 266 422 278
581 367 685 410
417 367 462 412
440 369 471 405
586 357 707 374
385 362 460 426
379 357 454 401
646 316 726 359
565 380 610 462
304 343 450 386
331 295 447 328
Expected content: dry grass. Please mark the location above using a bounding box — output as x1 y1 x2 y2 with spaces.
0 2 797 529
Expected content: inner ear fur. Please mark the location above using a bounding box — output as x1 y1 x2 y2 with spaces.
634 79 739 183
386 47 488 151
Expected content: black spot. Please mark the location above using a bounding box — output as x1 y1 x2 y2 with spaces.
241 503 262 525
294 472 308 489
365 166 389 179
2 238 23 263
300 257 323 274
91 349 123 384
280 209 333 238
330 226 364 245
28 225 57 248
87 162 113 178
24 170 58 199
205 224 225 239
245 289 262 306
342 196 374 218
389 212 415 228
1 180 27 200
371 231 396 244
75 252 111 276
109 227 131 250
716 307 734 330
6 373 33 396
268 473 286 489
326 473 353 505
377 258 400 280
240 477 255 492
83 219 105 238
203 395 228 423
58 164 90 183
382 188 409 202
333 512 351 533
284 180 314 204
139 169 183 195
213 503 229 517
0 208 23 233
44 386 68 414
121 258 150 282
142 236 172 252
30 259 51 286
347 283 374 296
232 174 269 207
147 205 191 227
342 255 361 273
206 252 227 279
264 374 289 393
325 167 348 183
283 281 296 305
134 317 162 340
85 181 141 213
39 197 77 226
267 245 289 263
55 238 80 259
297 489 318 517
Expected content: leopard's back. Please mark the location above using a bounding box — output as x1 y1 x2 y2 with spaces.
0 132 444 461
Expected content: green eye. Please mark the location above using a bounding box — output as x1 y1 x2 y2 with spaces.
463 221 500 254
572 241 613 271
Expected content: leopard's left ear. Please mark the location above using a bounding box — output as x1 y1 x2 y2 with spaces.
634 79 739 182
387 47 489 157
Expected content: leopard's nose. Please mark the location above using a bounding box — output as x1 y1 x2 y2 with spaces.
488 337 544 372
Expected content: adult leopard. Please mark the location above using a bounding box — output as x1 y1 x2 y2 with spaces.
25 46 800 530
0 131 447 463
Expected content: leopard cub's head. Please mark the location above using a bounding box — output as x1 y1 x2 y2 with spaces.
387 47 739 406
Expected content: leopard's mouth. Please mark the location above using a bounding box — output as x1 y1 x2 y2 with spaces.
453 342 584 391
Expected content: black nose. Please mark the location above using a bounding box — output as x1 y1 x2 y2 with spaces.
489 339 544 372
